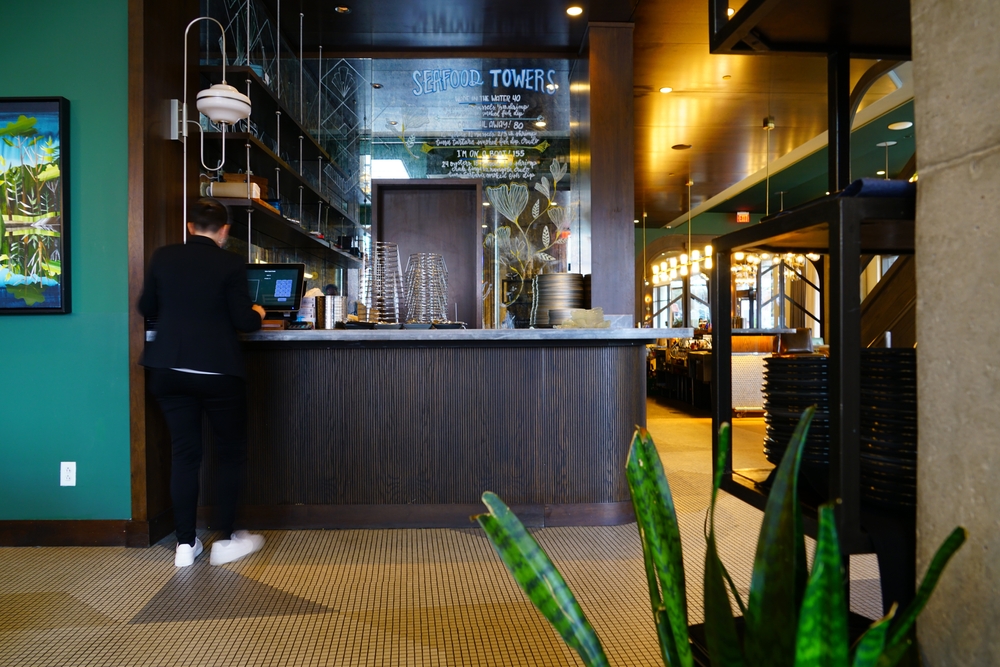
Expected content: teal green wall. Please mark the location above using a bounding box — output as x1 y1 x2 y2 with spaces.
0 1 131 519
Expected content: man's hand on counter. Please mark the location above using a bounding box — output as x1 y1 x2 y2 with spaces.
252 304 267 319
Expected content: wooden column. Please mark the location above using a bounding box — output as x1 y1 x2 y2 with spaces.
126 0 197 546
587 23 635 320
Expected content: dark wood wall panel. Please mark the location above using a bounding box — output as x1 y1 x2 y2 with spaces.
127 0 198 547
587 24 635 320
199 341 645 525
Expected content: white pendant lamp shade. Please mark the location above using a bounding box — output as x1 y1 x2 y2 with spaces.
196 83 251 125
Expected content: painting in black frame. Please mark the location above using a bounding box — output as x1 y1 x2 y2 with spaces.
0 97 70 314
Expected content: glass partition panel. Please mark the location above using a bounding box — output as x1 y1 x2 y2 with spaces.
367 58 585 327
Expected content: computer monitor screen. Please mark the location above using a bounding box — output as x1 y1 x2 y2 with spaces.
246 263 305 312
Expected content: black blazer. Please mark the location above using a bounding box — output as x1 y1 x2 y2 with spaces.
138 235 262 378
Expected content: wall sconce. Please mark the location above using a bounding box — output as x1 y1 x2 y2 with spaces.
170 17 252 240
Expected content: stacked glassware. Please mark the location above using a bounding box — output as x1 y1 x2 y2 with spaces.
403 253 449 323
531 273 585 327
362 241 404 324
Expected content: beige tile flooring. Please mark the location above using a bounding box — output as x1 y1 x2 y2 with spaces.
0 400 882 666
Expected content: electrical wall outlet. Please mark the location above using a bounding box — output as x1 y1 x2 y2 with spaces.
60 461 76 486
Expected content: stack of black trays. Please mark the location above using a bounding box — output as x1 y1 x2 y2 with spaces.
762 355 831 468
859 348 917 510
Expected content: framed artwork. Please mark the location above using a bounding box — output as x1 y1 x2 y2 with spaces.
0 97 70 314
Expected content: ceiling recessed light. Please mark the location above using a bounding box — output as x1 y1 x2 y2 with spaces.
371 83 382 89
334 6 351 14
659 86 673 93
671 143 692 150
535 120 547 128
876 141 898 148
888 121 913 131
727 7 735 16
722 75 731 80
389 120 398 126
634 219 639 224
566 6 583 16
877 170 886 175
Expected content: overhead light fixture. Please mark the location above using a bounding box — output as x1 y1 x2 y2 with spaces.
876 141 897 181
634 219 639 224
722 75 732 80
483 202 491 206
566 6 583 16
535 119 547 128
546 83 559 92
877 170 886 176
727 7 735 16
659 87 673 93
371 83 383 89
335 6 351 14
173 16 252 242
888 121 913 131
671 143 692 150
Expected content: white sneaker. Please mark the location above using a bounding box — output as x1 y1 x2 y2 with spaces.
210 530 265 565
175 538 204 567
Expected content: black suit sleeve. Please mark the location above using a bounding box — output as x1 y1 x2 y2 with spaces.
137 250 160 318
226 261 263 333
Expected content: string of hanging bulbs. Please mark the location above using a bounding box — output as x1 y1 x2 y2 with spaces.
650 179 713 285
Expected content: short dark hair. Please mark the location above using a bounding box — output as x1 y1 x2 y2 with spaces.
189 197 230 232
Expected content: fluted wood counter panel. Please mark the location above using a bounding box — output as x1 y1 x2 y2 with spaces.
200 341 646 527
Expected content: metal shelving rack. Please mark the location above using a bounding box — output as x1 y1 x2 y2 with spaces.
198 67 363 270
710 194 915 595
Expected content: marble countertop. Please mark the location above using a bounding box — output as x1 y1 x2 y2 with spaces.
241 327 693 343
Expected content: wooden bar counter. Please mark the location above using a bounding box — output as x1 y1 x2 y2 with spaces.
197 328 689 529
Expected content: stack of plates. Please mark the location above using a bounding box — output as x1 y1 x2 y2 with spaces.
762 355 830 467
860 348 917 510
531 273 584 327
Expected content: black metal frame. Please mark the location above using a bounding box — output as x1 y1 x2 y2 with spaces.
0 97 71 315
710 195 915 557
708 0 912 59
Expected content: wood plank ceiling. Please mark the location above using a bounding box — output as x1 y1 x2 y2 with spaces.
264 0 902 228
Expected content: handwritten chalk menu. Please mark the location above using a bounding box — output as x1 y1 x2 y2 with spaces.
370 58 571 184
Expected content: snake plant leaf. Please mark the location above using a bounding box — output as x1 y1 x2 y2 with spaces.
850 604 897 667
704 423 746 667
475 492 610 667
744 406 815 667
876 526 967 667
626 428 694 667
639 521 682 666
793 503 849 667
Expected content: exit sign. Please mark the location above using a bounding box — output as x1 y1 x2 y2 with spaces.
736 211 750 223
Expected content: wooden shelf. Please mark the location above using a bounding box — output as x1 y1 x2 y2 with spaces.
200 65 344 176
217 198 362 269
202 131 360 228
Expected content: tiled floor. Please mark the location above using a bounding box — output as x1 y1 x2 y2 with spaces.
0 399 881 666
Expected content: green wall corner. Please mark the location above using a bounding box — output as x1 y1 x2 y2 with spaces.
0 0 131 519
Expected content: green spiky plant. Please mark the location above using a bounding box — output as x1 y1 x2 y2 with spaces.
475 408 966 667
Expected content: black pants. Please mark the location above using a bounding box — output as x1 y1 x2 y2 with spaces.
149 368 247 546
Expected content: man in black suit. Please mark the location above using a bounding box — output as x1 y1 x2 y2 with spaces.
139 198 267 567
